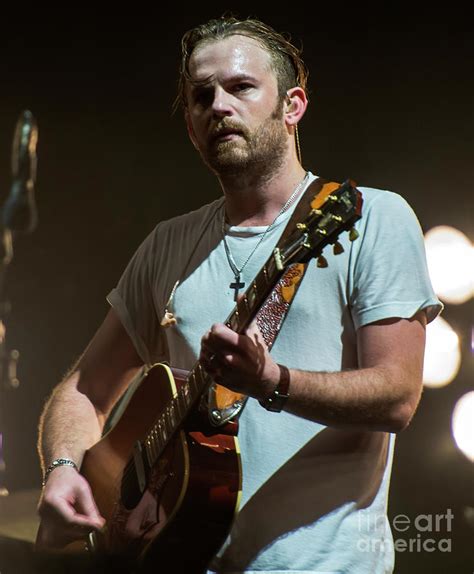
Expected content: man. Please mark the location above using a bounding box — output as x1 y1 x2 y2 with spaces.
37 16 441 573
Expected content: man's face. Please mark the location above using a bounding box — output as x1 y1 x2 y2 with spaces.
185 35 289 176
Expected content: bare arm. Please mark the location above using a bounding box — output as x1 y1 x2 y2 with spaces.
200 312 427 433
37 307 143 547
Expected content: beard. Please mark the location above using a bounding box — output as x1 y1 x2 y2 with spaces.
200 100 287 178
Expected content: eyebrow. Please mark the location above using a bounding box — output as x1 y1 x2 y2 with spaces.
189 73 258 90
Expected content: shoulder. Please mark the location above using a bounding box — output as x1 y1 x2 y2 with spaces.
354 186 421 228
356 185 413 209
155 198 224 239
125 198 224 268
139 197 223 251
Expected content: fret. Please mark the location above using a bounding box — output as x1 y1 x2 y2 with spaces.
266 256 276 280
159 417 167 442
248 281 257 306
196 364 207 390
181 383 191 408
188 370 198 394
237 296 250 326
242 294 250 313
262 265 269 283
163 408 172 437
156 420 163 444
175 388 186 417
150 429 158 457
255 272 267 298
149 431 158 460
168 403 177 427
144 439 153 467
173 392 183 419
229 310 239 331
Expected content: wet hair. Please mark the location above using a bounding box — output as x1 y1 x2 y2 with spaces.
175 15 308 111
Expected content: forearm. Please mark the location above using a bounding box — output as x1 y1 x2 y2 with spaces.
38 370 105 473
279 364 421 433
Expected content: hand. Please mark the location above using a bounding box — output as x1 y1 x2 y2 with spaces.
36 465 105 549
199 322 280 398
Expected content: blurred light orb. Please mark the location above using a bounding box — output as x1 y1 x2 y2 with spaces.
452 391 474 462
423 316 461 387
424 226 474 304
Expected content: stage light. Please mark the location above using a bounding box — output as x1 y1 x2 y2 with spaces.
424 226 474 304
423 316 461 387
452 391 474 462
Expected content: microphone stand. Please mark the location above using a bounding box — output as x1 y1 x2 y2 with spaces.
0 110 38 496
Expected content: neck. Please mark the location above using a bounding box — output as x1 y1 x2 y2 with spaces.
219 162 308 227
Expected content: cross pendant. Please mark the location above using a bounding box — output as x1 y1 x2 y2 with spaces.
230 274 245 301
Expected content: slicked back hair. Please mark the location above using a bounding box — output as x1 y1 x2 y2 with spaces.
175 16 308 112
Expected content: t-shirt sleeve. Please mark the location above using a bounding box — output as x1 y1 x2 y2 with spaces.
349 190 443 330
106 225 167 365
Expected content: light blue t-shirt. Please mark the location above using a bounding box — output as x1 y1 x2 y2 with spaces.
107 174 441 574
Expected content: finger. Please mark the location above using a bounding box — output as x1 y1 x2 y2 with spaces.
41 482 104 530
74 480 105 522
208 323 240 347
37 521 93 550
200 351 224 375
245 321 266 345
47 494 103 531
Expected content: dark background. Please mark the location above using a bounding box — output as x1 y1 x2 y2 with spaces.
0 4 472 572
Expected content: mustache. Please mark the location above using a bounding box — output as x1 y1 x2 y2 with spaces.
210 121 248 141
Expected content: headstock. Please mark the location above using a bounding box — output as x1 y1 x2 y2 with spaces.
273 179 363 271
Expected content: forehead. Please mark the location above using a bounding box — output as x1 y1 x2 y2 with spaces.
188 34 274 83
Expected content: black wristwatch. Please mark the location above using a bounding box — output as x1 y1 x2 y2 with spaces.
258 364 290 413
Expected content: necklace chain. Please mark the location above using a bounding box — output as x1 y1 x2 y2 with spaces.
222 172 309 298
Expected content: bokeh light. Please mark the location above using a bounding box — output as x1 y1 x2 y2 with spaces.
452 391 474 462
424 226 474 304
423 316 461 387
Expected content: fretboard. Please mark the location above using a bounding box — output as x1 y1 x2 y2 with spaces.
140 248 285 468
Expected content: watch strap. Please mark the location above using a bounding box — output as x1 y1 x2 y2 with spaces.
259 364 290 412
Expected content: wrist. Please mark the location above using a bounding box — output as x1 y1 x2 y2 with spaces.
259 364 291 413
42 457 79 487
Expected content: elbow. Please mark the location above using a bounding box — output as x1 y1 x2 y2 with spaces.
386 371 423 433
389 403 415 433
389 391 422 433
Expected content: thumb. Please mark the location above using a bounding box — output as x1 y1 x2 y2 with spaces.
74 483 105 528
245 320 267 347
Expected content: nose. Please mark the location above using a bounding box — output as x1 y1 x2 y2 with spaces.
211 87 233 117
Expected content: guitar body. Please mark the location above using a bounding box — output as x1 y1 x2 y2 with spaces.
79 363 241 573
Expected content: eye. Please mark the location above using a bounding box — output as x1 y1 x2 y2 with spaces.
192 88 214 107
233 82 253 93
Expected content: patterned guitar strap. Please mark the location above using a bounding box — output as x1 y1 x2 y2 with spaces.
207 177 342 426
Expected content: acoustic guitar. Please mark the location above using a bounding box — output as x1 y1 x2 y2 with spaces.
67 180 363 572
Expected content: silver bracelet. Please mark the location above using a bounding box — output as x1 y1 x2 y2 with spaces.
42 457 78 486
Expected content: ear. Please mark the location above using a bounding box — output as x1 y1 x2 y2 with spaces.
283 87 308 128
185 110 199 150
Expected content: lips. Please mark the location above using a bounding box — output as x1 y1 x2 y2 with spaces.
211 127 244 143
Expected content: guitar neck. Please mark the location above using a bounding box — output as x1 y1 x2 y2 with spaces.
138 251 284 469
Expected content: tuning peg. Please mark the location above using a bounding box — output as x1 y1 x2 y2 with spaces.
349 227 359 241
333 241 344 255
317 255 328 268
296 223 307 230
